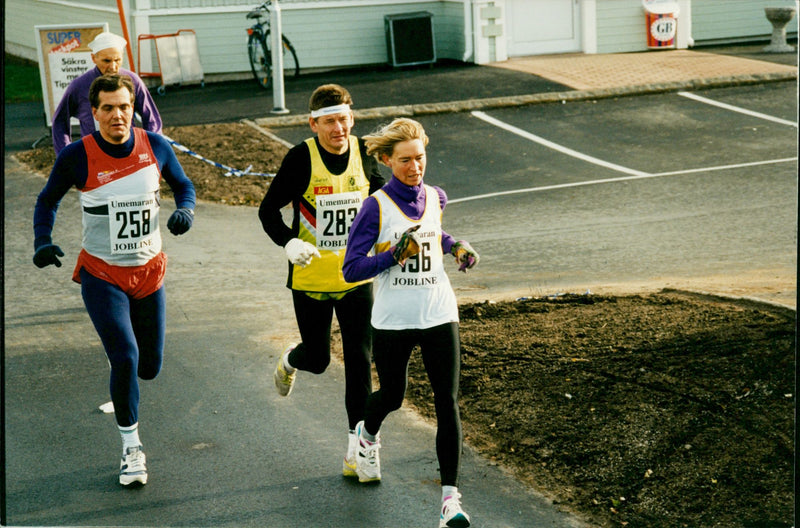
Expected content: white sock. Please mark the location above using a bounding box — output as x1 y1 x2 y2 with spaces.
119 423 141 453
282 351 296 372
442 485 458 502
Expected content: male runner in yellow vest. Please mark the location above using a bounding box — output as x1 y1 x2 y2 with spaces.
258 84 385 477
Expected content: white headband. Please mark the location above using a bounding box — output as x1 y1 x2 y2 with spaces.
310 103 351 118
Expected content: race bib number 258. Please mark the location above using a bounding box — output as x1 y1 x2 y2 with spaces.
108 195 159 254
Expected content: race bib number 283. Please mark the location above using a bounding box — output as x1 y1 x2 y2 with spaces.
316 191 362 250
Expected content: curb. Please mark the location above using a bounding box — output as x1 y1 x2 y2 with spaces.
253 71 797 128
661 288 797 315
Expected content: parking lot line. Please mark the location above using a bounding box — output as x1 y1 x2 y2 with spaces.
449 154 797 205
653 157 798 177
457 109 797 205
677 91 798 127
471 110 650 177
450 173 661 204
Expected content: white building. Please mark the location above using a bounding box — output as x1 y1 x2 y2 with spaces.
5 0 798 83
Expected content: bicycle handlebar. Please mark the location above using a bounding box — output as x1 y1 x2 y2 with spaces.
247 1 271 20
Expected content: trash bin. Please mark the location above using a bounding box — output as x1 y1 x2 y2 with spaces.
642 0 679 49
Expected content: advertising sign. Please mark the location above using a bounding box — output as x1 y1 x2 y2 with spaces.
642 0 680 49
35 23 109 127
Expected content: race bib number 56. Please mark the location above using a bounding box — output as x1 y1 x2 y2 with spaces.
108 194 159 254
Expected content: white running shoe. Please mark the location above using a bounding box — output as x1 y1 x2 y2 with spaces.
439 493 470 528
343 431 358 478
273 344 297 397
119 445 147 486
355 420 381 483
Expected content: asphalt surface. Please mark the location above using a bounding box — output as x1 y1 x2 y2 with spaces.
4 59 573 152
3 53 586 528
3 43 797 527
3 159 586 528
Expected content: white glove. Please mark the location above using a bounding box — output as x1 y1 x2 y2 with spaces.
285 238 321 267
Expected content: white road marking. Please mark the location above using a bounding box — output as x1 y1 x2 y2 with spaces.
471 110 650 177
449 157 797 204
453 110 797 204
651 157 798 177
677 91 798 127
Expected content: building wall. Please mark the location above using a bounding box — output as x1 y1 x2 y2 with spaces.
141 11 250 76
595 0 646 54
135 0 467 78
434 1 467 60
7 0 462 74
4 0 128 62
5 0 797 75
593 0 798 54
691 0 798 44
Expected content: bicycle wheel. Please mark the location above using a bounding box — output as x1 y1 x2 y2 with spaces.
281 35 300 79
248 33 271 89
264 31 300 80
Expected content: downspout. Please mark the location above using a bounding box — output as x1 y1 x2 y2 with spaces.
463 0 474 62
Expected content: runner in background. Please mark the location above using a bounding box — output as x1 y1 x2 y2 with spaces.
51 31 162 155
343 117 479 528
258 84 385 478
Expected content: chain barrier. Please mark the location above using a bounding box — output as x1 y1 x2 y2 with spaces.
163 135 275 178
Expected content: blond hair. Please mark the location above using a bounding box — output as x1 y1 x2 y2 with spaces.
364 118 429 162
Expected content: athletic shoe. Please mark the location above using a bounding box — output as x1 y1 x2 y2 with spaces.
119 445 147 486
355 420 381 483
439 493 470 528
273 344 297 396
343 432 358 478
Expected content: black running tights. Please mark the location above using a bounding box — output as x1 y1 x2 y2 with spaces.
364 322 462 486
289 283 373 430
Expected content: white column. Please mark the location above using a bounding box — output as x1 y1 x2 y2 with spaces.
132 0 152 73
472 0 507 64
676 0 693 48
270 0 289 114
582 0 598 54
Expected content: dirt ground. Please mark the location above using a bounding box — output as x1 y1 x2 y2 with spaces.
17 124 796 528
16 123 283 207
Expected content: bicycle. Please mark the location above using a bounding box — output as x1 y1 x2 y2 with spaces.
246 1 300 89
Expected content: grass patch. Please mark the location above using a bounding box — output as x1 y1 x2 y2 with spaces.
5 54 44 103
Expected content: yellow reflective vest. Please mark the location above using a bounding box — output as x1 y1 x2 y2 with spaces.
291 135 371 292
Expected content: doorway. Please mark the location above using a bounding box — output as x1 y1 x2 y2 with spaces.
505 0 582 56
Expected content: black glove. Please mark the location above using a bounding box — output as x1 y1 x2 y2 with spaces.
167 208 194 235
33 244 65 268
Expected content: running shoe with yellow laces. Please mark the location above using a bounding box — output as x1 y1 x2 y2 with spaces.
440 493 471 528
119 445 147 486
273 343 297 396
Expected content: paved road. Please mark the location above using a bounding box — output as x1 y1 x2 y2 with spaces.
4 155 585 527
268 83 798 307
4 47 796 527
